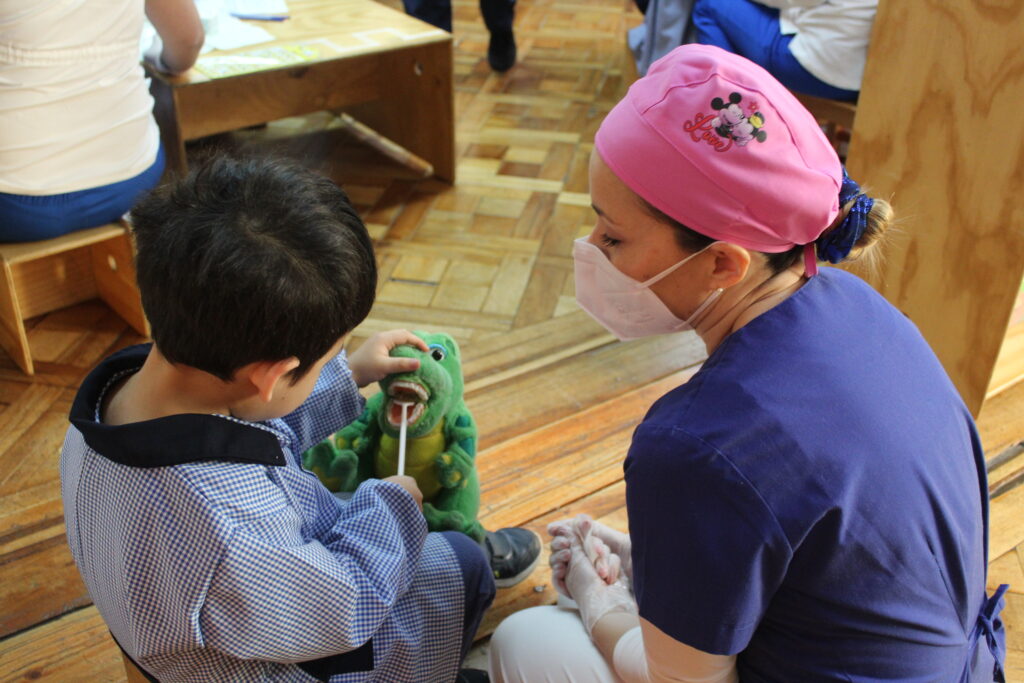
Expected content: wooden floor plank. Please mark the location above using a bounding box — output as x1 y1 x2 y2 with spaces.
0 606 124 683
477 368 699 529
468 332 706 448
990 484 1024 561
478 481 628 639
0 535 90 638
988 547 1024 594
979 378 1024 464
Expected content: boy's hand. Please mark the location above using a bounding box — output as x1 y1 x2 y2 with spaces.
383 475 424 511
348 330 428 388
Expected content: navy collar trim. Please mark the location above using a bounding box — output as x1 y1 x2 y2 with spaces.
70 344 286 468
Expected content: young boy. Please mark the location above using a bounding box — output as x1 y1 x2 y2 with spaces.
60 156 527 682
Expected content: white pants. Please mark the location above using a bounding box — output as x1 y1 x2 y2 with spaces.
488 604 622 683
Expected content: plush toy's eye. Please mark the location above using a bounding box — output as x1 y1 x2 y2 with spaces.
429 344 446 361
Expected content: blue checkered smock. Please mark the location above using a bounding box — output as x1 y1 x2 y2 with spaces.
61 345 466 682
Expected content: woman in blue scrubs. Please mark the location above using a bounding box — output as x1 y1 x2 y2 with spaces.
488 44 1007 683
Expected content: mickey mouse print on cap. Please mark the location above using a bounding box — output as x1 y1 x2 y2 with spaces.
594 44 842 255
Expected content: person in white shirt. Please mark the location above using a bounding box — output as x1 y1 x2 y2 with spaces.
0 0 203 242
690 0 876 100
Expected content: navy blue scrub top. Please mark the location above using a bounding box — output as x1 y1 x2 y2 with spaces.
625 268 1005 681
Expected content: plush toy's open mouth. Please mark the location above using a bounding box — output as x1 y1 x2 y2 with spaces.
386 381 428 427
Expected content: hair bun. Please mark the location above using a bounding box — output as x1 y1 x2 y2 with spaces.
817 193 873 264
815 168 893 267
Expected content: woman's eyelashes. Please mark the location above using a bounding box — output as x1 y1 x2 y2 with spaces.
599 233 621 247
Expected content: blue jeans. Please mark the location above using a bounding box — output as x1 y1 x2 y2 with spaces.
0 145 165 243
691 0 859 101
440 530 496 661
402 0 515 35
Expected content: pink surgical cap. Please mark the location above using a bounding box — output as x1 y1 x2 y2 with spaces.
595 44 842 254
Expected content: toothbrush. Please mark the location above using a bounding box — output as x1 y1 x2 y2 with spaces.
396 401 412 476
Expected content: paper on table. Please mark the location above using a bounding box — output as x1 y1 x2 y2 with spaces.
139 11 276 65
227 0 290 20
203 15 277 51
193 41 328 79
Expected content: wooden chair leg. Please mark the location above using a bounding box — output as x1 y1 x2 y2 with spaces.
90 234 150 338
0 259 34 374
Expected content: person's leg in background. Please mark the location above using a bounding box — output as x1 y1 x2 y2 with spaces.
402 0 516 72
488 604 621 683
479 0 516 72
0 145 165 243
767 35 858 100
691 0 858 100
402 0 453 32
691 0 779 66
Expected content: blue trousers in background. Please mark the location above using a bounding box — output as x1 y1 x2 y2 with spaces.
691 0 859 101
0 145 165 243
402 0 515 35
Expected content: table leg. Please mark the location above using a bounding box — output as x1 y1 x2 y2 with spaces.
149 78 188 178
344 41 455 183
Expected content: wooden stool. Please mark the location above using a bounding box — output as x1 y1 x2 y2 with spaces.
0 222 150 375
795 93 857 130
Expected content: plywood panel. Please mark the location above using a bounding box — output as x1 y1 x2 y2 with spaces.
845 0 1024 414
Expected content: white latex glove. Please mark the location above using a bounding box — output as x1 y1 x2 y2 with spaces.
577 514 633 583
547 517 580 596
548 514 632 588
549 527 621 596
562 528 638 635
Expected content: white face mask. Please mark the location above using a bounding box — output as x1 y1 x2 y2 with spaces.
572 237 723 341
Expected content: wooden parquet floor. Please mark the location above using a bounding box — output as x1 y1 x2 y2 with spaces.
1 1 1022 680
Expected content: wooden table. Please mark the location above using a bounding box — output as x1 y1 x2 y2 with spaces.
149 0 455 181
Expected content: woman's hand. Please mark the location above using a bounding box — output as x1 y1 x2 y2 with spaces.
548 514 632 588
558 527 638 635
347 330 428 388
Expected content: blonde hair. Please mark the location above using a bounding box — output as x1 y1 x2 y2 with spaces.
641 187 896 277
817 192 895 275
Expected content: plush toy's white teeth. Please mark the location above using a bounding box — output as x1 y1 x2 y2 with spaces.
388 401 424 427
388 380 428 402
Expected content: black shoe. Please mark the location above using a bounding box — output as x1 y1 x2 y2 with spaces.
483 527 540 588
487 29 516 72
457 669 490 683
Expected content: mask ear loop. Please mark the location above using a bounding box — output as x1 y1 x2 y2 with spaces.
635 241 721 288
684 286 724 326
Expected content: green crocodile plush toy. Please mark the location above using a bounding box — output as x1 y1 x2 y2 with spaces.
303 331 484 542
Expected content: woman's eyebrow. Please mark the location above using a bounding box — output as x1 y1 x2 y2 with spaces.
592 203 615 224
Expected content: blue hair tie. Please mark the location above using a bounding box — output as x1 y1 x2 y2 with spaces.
817 167 874 264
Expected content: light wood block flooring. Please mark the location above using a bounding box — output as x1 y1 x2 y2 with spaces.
1 0 1021 680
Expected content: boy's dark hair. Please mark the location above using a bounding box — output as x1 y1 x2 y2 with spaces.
130 154 377 381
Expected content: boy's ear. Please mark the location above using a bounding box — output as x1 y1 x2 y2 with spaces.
245 357 302 402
